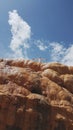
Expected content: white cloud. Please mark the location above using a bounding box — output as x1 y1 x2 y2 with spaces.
8 10 73 65
35 40 48 51
50 42 64 53
8 10 31 59
62 45 73 66
49 42 73 66
49 42 65 62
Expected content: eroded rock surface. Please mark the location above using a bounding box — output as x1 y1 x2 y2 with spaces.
0 59 73 130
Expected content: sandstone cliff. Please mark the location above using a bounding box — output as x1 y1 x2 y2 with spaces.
0 59 73 130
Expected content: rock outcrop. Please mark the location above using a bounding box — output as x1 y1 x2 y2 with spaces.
0 59 73 130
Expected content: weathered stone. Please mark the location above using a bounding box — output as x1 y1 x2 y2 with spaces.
0 59 73 130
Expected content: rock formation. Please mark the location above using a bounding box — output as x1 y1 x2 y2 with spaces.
0 59 73 130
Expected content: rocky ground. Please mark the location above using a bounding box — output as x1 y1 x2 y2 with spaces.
0 59 73 130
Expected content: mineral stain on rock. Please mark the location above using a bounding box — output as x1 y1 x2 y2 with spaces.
0 59 73 130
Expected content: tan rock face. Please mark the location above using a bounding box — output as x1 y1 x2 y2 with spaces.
0 59 73 130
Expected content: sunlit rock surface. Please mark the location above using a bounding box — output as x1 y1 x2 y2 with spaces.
0 59 73 130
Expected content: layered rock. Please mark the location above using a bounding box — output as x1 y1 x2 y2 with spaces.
0 59 73 130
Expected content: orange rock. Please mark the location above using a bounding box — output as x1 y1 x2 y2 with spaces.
60 74 73 93
41 68 63 86
0 59 73 130
41 62 70 74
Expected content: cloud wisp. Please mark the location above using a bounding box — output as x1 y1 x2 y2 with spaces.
8 10 73 66
8 10 31 59
35 40 48 51
49 42 65 62
48 42 73 66
61 44 73 66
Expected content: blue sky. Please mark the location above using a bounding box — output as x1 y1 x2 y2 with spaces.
0 0 73 65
